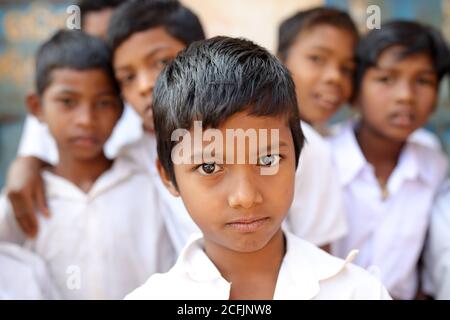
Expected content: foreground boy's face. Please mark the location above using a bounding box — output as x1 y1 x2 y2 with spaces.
39 68 122 160
168 112 296 253
113 27 186 132
358 46 438 142
285 25 355 125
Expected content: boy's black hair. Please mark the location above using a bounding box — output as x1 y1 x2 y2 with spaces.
277 6 359 61
354 20 450 98
153 36 304 187
35 30 120 97
107 0 205 55
77 0 127 27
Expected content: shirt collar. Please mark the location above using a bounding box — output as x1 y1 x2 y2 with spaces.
42 156 142 201
331 121 444 189
174 231 357 300
275 231 357 299
330 121 367 187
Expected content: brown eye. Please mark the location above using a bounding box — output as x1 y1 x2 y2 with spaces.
197 162 221 176
257 154 281 167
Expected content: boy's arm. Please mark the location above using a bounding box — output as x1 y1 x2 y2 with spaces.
6 115 57 237
5 156 49 238
0 191 27 244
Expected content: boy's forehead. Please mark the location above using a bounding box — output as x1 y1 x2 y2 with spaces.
375 46 434 70
45 68 116 93
113 27 186 67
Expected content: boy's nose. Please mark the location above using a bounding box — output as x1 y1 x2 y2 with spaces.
395 80 414 104
137 70 156 96
323 63 342 84
75 105 95 127
227 170 263 209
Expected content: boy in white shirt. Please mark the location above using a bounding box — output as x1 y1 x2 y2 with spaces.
0 30 173 299
5 0 347 255
127 36 391 300
328 21 449 299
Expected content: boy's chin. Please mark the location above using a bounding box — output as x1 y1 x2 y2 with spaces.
69 148 106 161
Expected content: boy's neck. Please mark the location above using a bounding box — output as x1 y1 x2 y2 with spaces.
355 123 404 185
204 229 285 300
52 151 113 193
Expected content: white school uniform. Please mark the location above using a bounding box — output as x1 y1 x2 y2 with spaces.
125 230 391 300
422 181 450 299
18 104 143 164
0 156 175 299
285 122 347 246
0 242 60 299
328 121 448 300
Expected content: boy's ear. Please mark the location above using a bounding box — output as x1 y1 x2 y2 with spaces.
25 93 44 122
156 159 180 197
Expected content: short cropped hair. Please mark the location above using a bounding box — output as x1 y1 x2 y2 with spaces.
354 20 450 97
35 30 120 97
107 0 205 55
277 7 359 61
153 36 304 187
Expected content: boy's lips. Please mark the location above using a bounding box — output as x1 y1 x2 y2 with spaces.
389 110 416 128
226 217 270 233
313 91 341 111
69 136 100 147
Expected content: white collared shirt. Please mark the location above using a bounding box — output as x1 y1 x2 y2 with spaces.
285 122 347 246
0 242 60 299
0 156 175 299
126 231 391 300
328 121 448 299
422 180 450 299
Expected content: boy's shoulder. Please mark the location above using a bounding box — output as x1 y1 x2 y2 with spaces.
125 233 230 300
116 133 158 176
283 232 391 300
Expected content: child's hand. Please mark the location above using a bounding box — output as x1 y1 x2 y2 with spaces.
5 156 49 238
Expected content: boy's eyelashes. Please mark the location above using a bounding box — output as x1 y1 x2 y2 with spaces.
56 96 77 108
307 54 326 65
54 96 119 109
193 154 283 176
373 74 437 86
117 73 135 87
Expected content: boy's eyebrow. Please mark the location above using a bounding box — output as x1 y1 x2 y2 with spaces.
189 141 289 162
115 45 174 72
373 66 436 74
95 91 119 97
54 89 79 95
308 45 354 60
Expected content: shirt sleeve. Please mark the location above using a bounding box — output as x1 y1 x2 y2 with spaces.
17 115 58 165
422 182 450 299
285 123 347 246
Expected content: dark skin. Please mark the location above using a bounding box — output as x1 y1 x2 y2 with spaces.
283 25 356 127
158 112 297 299
26 68 122 193
7 26 187 237
354 46 438 190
